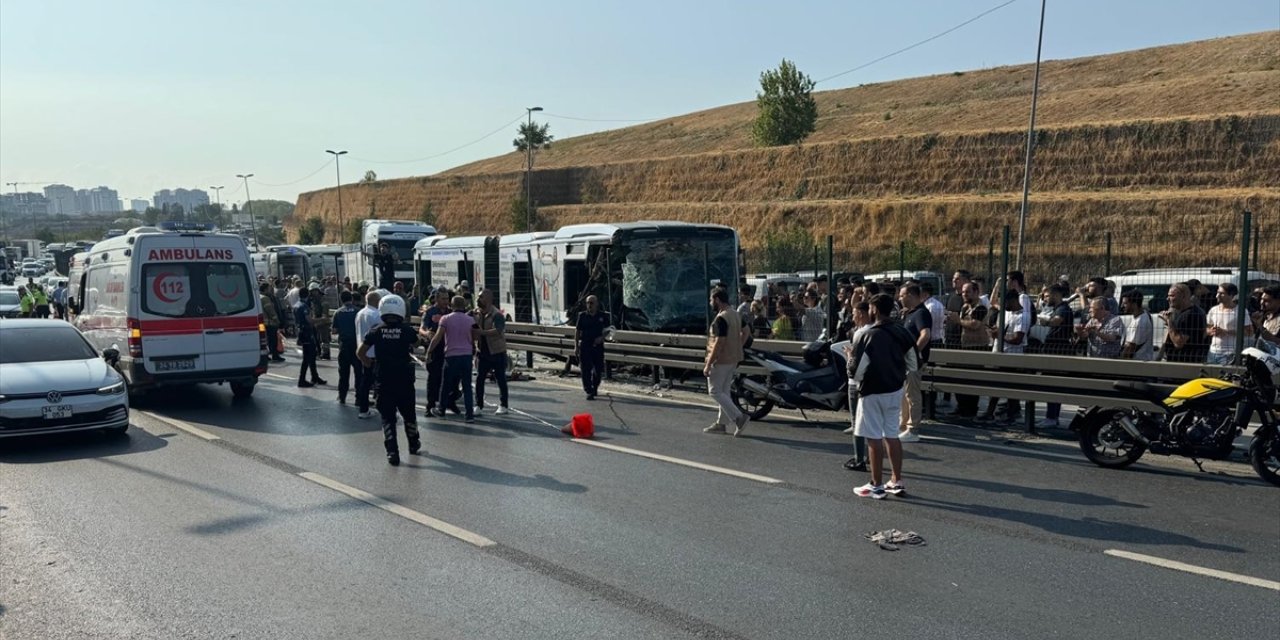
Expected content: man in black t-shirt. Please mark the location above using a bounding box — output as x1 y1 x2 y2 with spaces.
1161 284 1209 363
1042 283 1075 356
373 243 397 290
897 284 931 442
358 294 421 466
574 295 609 400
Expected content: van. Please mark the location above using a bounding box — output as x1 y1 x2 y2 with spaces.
75 223 266 398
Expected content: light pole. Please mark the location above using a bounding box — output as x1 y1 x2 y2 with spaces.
524 106 543 232
326 149 348 243
210 186 224 227
1015 0 1047 270
236 174 258 249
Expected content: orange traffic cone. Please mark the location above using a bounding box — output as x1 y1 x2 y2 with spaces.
562 413 595 439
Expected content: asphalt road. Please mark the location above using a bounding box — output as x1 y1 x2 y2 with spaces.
3 353 1278 639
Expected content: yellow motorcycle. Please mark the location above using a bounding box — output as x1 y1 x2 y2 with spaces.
1071 342 1280 486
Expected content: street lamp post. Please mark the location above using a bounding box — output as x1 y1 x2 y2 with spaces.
524 106 543 232
210 186 224 227
326 150 348 243
1015 0 1047 270
236 174 258 249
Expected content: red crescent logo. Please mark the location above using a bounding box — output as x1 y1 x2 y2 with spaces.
153 273 179 303
216 281 239 300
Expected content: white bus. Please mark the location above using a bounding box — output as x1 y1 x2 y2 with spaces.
345 219 436 289
414 222 740 334
252 245 311 284
298 244 347 282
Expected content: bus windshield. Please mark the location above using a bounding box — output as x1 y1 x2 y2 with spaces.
614 230 737 333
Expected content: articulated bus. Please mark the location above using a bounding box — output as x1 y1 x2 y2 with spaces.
252 245 311 284
298 244 347 282
414 222 739 334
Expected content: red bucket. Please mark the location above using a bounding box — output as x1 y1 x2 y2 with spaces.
567 413 594 439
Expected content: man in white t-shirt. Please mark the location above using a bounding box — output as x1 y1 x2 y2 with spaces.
1205 282 1252 365
1120 289 1155 361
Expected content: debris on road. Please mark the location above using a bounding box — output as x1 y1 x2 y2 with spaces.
864 529 926 551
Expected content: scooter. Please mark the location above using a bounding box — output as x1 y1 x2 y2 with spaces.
730 340 850 421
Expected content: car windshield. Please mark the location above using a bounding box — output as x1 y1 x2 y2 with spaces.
0 292 18 305
0 326 98 364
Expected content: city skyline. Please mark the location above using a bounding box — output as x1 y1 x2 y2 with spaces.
1 1 1275 205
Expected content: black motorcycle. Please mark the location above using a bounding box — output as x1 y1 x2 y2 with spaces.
730 340 850 421
1071 342 1280 486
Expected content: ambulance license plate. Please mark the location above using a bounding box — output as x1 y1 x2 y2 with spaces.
155 359 196 372
42 405 73 420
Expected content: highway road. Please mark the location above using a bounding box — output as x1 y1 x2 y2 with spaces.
3 353 1278 639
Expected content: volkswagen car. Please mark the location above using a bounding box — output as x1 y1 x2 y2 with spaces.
0 319 129 438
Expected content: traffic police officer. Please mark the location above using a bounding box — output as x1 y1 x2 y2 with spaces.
357 294 421 465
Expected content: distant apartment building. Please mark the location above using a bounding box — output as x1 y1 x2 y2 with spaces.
153 188 210 213
86 186 121 213
43 184 77 214
130 198 150 213
0 192 51 217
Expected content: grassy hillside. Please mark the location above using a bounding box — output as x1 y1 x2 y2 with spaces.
292 32 1280 282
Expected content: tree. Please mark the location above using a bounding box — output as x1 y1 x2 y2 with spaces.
244 199 294 224
343 219 362 244
193 203 223 225
751 59 818 147
508 196 539 233
419 202 436 227
297 217 326 244
143 206 162 226
513 121 554 153
35 227 56 244
362 170 377 183
756 226 813 272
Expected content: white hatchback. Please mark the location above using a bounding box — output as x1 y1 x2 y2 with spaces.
0 319 129 438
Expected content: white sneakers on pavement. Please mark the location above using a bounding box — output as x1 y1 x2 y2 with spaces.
703 423 727 434
357 411 374 420
898 430 921 443
494 407 509 416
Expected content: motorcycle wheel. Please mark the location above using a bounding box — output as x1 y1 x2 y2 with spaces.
1248 433 1280 487
1078 409 1147 469
731 375 774 421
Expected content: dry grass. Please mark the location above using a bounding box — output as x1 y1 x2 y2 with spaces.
290 31 1280 283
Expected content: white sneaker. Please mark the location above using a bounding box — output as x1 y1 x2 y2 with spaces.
843 426 855 434
897 430 921 443
494 407 509 416
357 411 374 420
703 423 727 434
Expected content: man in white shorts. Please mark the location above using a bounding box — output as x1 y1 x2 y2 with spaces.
848 294 919 499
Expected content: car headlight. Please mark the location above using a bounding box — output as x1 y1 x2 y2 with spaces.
97 381 126 395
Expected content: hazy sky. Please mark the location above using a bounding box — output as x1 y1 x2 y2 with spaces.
1 0 1275 206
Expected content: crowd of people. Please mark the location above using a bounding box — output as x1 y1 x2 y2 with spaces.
714 270 1280 499
8 278 68 320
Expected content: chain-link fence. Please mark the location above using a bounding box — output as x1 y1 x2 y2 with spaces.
742 210 1278 364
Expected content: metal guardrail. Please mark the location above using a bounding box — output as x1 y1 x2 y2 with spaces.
504 322 1263 428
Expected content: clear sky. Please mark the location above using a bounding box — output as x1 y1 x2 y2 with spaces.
1 0 1275 206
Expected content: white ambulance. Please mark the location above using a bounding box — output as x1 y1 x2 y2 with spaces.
74 223 267 398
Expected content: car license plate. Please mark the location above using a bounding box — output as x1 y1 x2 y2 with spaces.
154 359 196 372
42 405 73 420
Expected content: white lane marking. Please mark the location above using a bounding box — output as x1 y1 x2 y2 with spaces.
298 471 496 548
571 440 784 485
136 411 221 441
1104 549 1280 591
265 373 293 381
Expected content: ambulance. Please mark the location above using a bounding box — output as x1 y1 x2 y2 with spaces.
74 222 267 398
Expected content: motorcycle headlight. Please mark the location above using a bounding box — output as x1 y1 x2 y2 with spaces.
97 381 126 395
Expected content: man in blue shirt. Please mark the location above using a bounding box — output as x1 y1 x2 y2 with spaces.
293 287 327 388
331 290 363 404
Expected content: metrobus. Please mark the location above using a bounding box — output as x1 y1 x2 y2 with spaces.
414 222 740 334
344 219 436 289
252 245 311 284
298 244 347 282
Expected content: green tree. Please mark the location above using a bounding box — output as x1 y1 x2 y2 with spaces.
343 218 362 244
245 199 294 224
509 196 539 233
35 227 56 244
297 217 326 244
193 203 223 225
756 226 813 272
362 170 377 183
513 121 554 153
751 59 818 147
143 206 162 225
874 239 938 273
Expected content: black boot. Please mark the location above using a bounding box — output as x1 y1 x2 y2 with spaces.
408 438 422 455
387 452 400 466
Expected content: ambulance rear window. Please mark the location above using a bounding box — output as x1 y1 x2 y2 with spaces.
143 263 254 318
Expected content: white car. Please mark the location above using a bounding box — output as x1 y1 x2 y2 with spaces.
0 286 22 318
0 319 129 438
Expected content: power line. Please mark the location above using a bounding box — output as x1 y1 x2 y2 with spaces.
543 112 662 123
250 159 334 187
349 113 527 165
814 0 1020 85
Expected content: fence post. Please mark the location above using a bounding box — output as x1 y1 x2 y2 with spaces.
1105 231 1112 276
986 237 995 291
1253 222 1261 271
899 241 906 281
812 245 819 275
826 235 835 337
1236 211 1252 363
997 226 1010 355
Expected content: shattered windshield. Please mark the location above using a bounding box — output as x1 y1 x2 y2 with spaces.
617 234 737 333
